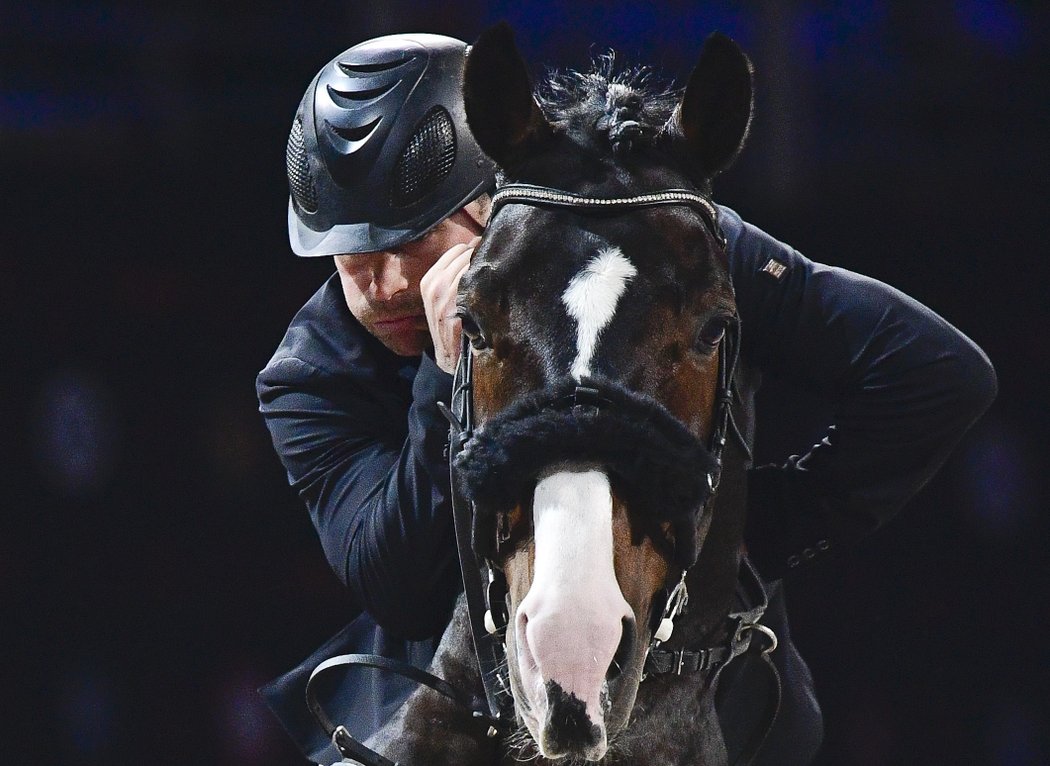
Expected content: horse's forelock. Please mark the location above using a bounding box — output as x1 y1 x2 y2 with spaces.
536 53 680 153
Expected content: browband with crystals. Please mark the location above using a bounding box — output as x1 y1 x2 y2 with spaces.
490 183 725 246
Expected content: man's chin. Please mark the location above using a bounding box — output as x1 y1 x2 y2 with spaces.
373 328 429 358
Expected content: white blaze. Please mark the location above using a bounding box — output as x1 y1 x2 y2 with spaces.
531 470 617 611
517 468 632 754
562 247 637 378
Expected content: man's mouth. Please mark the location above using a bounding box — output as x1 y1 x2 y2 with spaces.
373 314 426 332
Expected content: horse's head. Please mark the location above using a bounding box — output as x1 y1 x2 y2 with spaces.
456 23 753 761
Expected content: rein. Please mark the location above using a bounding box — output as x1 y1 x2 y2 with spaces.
307 185 780 766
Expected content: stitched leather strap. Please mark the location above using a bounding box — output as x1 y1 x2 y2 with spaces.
306 652 498 766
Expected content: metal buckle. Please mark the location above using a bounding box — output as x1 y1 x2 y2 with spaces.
331 725 354 759
570 385 602 416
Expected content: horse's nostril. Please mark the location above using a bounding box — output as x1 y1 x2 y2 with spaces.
608 616 635 681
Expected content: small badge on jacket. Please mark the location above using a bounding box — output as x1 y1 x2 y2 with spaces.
760 258 787 280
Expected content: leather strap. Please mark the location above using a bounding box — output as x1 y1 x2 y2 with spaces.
490 183 726 246
734 653 782 766
305 652 501 766
440 334 514 730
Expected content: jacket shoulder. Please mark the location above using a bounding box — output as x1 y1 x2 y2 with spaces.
258 274 383 390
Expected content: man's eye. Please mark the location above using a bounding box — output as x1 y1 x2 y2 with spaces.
696 316 728 349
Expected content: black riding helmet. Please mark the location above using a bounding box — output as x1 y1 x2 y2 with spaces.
286 33 496 256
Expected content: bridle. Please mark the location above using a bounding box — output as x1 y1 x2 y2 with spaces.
308 183 780 766
448 183 778 745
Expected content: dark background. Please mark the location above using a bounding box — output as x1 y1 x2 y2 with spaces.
4 1 1047 764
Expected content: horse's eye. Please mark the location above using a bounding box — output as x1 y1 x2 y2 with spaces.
456 309 489 350
696 316 728 349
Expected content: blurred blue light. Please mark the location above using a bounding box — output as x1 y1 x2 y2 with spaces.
0 91 59 130
481 1 751 75
59 669 116 755
31 370 119 497
1 88 143 132
215 671 276 762
955 0 1027 55
956 415 1034 542
985 697 1045 766
795 0 890 66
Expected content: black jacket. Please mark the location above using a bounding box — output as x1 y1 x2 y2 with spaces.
257 206 996 762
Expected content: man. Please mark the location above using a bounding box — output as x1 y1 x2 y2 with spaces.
259 33 996 765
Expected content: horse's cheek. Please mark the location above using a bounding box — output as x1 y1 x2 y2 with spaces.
502 537 536 623
661 354 719 441
470 361 502 422
471 353 530 421
612 497 668 632
501 538 536 719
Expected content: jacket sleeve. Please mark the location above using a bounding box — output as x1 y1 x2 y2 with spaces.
720 206 998 579
256 351 462 638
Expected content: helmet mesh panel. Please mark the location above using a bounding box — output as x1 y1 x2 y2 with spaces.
391 107 457 208
287 117 319 213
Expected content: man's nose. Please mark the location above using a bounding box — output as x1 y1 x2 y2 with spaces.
371 253 408 301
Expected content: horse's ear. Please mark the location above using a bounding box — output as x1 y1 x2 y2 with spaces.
676 32 754 179
464 22 553 169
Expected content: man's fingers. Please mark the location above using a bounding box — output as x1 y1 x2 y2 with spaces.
449 248 473 277
432 239 476 271
423 235 482 373
433 249 473 293
422 248 473 302
421 243 477 374
422 244 475 298
445 260 473 313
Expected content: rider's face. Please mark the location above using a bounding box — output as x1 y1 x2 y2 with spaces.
335 205 484 357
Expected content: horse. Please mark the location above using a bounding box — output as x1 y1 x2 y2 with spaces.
346 23 765 765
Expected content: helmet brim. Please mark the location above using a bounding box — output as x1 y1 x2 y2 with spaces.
289 199 418 256
288 175 493 257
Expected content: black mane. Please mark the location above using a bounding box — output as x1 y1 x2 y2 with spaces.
535 53 680 155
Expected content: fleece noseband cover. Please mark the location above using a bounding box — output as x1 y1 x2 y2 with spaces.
454 375 718 569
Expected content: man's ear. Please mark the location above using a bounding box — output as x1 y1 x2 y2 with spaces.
461 195 490 231
675 32 754 179
464 22 553 169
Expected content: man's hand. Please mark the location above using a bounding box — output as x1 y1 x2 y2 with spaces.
421 236 481 374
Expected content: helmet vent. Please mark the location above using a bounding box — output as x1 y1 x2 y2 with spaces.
330 115 383 145
327 82 398 105
391 106 457 208
287 117 319 213
337 58 410 75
